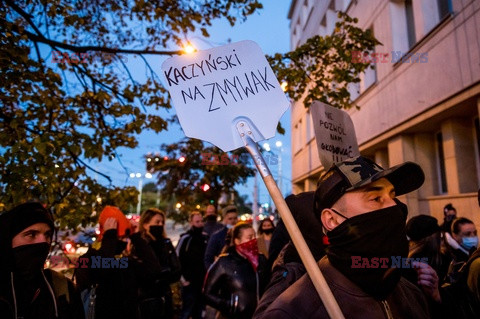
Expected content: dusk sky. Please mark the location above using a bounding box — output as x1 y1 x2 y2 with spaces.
95 0 293 205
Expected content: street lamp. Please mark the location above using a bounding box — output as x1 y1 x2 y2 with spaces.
130 172 152 215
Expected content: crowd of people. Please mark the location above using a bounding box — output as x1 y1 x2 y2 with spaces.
1 155 480 318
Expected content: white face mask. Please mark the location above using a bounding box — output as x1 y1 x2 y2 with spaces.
462 236 479 250
226 224 234 229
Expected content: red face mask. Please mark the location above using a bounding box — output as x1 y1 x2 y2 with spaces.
236 238 259 271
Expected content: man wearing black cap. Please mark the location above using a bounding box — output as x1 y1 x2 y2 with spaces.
0 202 84 319
262 156 435 318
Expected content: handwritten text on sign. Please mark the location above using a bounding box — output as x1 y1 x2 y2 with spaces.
161 41 289 152
311 101 360 169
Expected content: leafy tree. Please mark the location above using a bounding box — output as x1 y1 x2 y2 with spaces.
0 0 263 226
268 12 380 109
151 138 255 222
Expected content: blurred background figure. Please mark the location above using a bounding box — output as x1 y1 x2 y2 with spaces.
204 206 238 270
176 211 208 319
444 217 478 283
75 205 137 319
405 214 450 285
440 203 457 235
203 222 267 319
130 208 181 319
256 219 275 259
203 205 223 237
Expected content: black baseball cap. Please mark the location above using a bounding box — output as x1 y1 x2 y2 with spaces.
314 156 425 217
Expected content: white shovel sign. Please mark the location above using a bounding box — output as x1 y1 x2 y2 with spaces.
162 40 289 152
310 101 360 169
162 41 344 319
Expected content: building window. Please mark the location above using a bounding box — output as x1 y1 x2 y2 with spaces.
390 0 416 53
421 0 452 34
436 132 448 194
437 0 452 20
405 0 416 48
294 120 303 154
361 27 377 91
306 110 314 142
474 118 480 183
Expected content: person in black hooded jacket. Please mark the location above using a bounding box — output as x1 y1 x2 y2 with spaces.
203 222 268 319
130 208 181 319
0 202 84 319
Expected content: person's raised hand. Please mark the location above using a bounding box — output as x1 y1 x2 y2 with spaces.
412 261 441 303
104 217 118 231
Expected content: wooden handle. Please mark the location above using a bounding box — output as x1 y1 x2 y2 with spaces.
264 175 345 319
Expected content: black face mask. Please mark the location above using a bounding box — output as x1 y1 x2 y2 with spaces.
149 225 164 240
262 228 274 235
13 242 50 278
205 215 217 222
326 199 409 299
192 226 204 234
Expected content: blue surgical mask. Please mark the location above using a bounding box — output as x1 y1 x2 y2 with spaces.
462 236 479 250
226 224 234 229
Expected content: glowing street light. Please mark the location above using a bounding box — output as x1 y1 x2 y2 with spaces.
176 203 182 209
183 42 196 54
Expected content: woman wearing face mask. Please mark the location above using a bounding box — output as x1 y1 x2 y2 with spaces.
256 219 275 259
203 222 268 319
130 208 181 319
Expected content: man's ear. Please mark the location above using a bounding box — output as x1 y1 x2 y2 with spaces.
321 208 341 232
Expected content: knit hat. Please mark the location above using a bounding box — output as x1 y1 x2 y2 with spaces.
314 156 424 217
406 215 440 241
98 206 132 239
6 202 55 238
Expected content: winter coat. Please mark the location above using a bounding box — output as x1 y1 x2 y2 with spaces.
130 232 181 298
261 256 430 319
203 246 267 319
203 220 223 237
176 228 209 287
204 226 229 269
75 229 139 319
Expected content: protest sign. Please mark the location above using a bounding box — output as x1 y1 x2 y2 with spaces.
161 40 290 151
311 101 360 169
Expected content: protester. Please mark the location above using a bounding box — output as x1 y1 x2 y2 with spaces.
0 202 84 319
261 156 435 318
75 205 138 319
130 208 181 319
176 211 208 319
203 222 267 319
405 214 450 285
253 191 326 319
256 219 275 258
440 203 457 234
204 205 238 269
203 204 223 237
444 217 478 283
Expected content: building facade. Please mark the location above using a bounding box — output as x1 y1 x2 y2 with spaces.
289 0 480 225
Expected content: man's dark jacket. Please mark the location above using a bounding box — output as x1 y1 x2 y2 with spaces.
176 228 209 286
261 256 430 319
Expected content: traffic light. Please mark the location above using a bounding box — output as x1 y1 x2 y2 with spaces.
201 184 210 192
